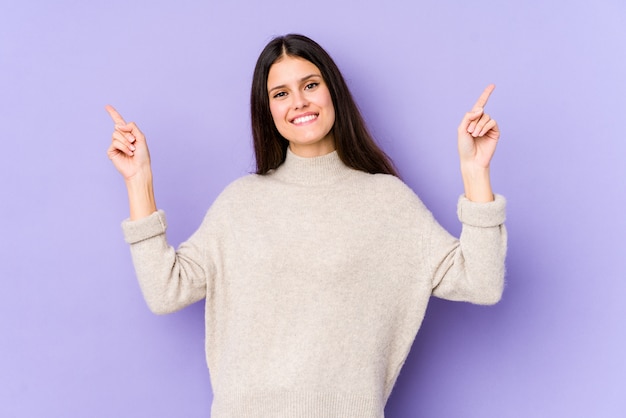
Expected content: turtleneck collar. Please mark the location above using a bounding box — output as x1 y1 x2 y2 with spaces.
270 148 355 186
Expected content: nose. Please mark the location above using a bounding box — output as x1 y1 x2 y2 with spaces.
292 91 309 110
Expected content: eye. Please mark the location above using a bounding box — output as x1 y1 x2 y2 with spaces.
304 82 319 90
272 91 287 99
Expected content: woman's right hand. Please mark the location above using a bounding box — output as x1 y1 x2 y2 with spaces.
105 105 151 181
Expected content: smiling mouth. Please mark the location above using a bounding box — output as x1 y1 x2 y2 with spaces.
291 114 318 125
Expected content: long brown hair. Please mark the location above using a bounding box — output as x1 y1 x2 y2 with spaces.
250 34 398 177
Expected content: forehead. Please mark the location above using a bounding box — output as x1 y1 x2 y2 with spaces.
267 56 321 86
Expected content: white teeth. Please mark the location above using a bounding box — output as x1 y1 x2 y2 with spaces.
293 114 317 124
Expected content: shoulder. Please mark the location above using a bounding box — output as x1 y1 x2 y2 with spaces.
361 173 435 219
221 174 263 193
195 174 264 229
370 173 410 190
211 174 265 206
358 173 421 201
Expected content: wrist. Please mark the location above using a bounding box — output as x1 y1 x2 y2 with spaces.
461 164 494 202
125 171 157 221
124 167 153 187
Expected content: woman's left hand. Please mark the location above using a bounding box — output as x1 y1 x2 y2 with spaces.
457 84 500 169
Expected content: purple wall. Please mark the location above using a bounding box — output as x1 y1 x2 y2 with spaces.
1 0 624 416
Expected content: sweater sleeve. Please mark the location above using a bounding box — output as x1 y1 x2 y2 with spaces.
121 209 212 315
430 194 507 305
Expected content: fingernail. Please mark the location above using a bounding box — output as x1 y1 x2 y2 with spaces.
130 145 136 151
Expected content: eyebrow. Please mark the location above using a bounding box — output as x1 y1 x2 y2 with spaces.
268 74 321 93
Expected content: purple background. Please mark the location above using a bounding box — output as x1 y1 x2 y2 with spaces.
1 0 625 416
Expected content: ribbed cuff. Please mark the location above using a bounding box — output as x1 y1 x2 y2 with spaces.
212 391 383 418
457 194 506 227
121 210 167 244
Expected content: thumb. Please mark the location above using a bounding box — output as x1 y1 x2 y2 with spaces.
459 108 483 133
116 121 146 145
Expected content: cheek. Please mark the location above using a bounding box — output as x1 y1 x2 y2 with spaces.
322 91 335 122
269 102 285 126
326 101 336 127
269 103 290 138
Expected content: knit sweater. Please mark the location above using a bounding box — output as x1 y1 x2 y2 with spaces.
121 149 507 417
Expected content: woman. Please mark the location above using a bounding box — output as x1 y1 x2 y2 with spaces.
106 34 506 417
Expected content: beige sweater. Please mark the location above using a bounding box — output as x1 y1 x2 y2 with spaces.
122 150 507 417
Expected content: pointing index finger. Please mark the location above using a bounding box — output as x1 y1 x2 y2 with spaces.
105 104 127 126
472 84 495 111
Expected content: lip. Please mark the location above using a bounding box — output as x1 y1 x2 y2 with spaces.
290 112 319 125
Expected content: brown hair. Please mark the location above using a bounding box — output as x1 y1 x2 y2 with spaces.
250 34 398 177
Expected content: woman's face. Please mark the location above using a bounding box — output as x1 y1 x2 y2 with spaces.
267 55 336 157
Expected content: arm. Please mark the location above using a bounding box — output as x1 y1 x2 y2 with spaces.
106 106 206 313
430 195 507 305
121 210 209 314
430 86 506 304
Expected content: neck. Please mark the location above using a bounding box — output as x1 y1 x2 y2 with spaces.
271 148 353 186
288 137 336 158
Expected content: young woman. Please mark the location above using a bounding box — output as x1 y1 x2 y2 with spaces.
106 34 506 417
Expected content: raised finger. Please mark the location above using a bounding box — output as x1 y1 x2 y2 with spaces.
105 105 127 126
472 84 495 111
